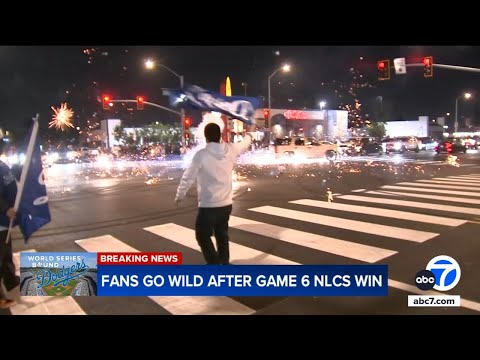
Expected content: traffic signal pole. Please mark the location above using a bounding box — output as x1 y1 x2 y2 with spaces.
110 99 181 116
180 75 186 147
405 63 480 73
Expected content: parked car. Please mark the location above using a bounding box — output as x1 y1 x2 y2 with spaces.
459 136 478 150
417 137 439 151
273 136 338 160
383 136 420 153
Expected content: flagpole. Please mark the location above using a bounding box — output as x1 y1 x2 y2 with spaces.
6 114 40 244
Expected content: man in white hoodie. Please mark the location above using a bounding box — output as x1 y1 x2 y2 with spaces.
175 122 255 265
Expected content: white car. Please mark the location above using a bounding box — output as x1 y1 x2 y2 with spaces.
272 136 338 160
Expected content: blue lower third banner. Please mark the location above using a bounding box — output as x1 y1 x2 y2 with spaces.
98 265 388 296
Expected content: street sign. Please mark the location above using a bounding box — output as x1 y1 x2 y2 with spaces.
394 58 407 75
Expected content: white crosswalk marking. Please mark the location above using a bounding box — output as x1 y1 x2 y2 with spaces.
445 176 480 182
10 251 86 315
144 223 296 265
289 199 466 227
339 194 480 216
381 185 480 198
415 179 480 186
228 215 396 263
75 234 254 315
395 182 480 191
433 177 480 183
457 173 480 176
248 206 439 242
366 190 480 205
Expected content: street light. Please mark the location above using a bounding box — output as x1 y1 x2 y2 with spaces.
267 64 291 141
454 92 472 133
319 101 326 110
145 58 186 145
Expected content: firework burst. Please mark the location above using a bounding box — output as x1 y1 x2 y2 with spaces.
50 103 75 130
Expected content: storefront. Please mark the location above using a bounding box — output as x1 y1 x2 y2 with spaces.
252 108 349 141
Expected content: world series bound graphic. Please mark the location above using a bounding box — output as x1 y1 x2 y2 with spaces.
20 252 98 296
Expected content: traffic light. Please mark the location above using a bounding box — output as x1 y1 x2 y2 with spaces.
377 60 390 80
185 133 190 140
136 96 145 110
184 117 192 129
102 95 111 110
423 56 433 78
263 109 270 128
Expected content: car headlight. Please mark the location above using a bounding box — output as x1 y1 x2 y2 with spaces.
67 151 77 159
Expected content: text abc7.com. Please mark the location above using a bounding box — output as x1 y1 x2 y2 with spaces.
408 255 462 307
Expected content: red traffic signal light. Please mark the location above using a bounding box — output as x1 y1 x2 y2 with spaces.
377 60 390 80
184 117 192 129
423 56 433 78
137 96 145 110
102 95 112 110
263 109 270 128
263 109 270 119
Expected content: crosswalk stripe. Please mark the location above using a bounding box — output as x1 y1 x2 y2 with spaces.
339 194 480 216
289 199 466 227
227 215 396 263
248 206 439 243
433 177 480 183
415 179 480 186
381 185 480 198
10 251 86 315
366 190 480 205
446 176 480 182
75 234 254 315
144 223 297 265
395 182 480 191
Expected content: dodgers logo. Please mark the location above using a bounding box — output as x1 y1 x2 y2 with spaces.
415 255 461 291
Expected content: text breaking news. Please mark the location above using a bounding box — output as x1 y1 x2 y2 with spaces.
19 252 388 297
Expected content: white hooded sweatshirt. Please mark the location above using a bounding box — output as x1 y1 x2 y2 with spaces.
175 135 252 208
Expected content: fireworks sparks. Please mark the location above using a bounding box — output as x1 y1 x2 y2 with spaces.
50 103 75 131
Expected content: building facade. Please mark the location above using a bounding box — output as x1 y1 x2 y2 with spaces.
252 108 349 141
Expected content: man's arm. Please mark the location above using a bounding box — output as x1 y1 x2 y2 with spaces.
232 123 256 156
175 151 201 203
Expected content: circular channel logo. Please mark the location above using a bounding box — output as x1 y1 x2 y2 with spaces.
415 270 436 290
424 255 461 292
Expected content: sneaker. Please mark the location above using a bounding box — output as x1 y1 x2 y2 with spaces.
0 299 17 309
5 276 20 292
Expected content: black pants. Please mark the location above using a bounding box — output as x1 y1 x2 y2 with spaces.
0 230 16 294
195 205 233 265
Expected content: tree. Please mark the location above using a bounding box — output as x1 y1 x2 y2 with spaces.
113 124 124 142
367 122 386 140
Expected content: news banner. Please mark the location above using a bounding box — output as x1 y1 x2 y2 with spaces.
19 251 388 297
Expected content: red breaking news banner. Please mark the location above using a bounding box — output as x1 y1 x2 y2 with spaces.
97 252 182 265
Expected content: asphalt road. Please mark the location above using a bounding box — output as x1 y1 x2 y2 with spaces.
2 149 480 315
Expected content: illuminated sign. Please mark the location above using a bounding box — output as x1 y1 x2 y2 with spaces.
284 110 309 120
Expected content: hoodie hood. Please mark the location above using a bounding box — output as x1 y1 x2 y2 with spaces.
205 142 229 160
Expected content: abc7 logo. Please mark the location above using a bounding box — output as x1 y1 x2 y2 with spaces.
415 255 461 291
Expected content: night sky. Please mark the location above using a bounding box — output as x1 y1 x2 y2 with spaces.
1 45 480 141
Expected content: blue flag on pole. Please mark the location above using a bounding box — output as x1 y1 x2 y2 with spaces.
16 118 51 243
163 85 263 124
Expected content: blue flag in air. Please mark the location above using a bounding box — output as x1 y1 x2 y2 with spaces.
163 85 263 125
17 120 51 243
